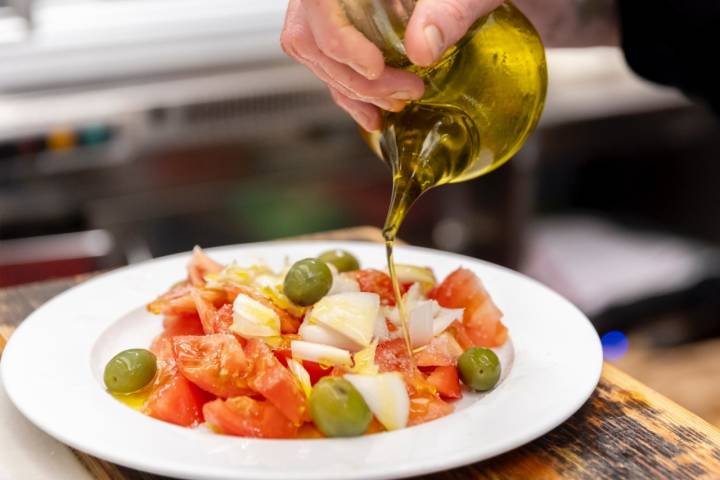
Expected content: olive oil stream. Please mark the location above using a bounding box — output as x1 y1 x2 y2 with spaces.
351 3 548 358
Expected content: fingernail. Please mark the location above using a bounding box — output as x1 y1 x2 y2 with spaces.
390 91 415 100
423 24 444 62
349 61 374 79
374 99 404 111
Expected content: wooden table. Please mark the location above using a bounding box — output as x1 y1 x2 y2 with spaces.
2 227 719 480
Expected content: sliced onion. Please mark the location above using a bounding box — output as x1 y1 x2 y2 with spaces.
409 301 434 348
299 322 362 352
291 340 352 367
433 306 464 336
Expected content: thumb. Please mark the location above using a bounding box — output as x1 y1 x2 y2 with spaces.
404 0 503 67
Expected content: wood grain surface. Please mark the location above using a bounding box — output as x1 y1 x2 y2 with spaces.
1 226 719 480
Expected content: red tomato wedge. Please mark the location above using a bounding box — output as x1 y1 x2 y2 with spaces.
432 268 507 347
148 284 225 317
376 338 412 374
145 373 213 427
408 392 454 426
245 339 308 425
173 334 253 398
203 397 298 439
415 333 463 367
187 246 223 287
302 360 333 385
426 366 462 399
149 334 177 375
353 269 397 306
163 313 205 337
190 289 233 335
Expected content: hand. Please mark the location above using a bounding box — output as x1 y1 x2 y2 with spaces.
280 0 503 131
280 0 618 131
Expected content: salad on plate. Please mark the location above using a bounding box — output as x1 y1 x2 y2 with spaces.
102 247 509 439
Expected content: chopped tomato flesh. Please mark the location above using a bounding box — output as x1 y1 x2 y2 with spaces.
245 339 308 425
187 246 223 287
426 366 462 399
353 269 397 306
433 268 507 347
408 392 454 426
144 373 213 427
203 396 298 439
173 334 253 398
163 313 205 337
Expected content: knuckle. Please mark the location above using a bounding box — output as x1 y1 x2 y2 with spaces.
439 0 470 26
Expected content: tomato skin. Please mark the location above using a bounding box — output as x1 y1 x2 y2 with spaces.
163 313 205 337
203 397 298 439
376 338 412 374
148 283 225 317
426 366 462 399
302 360 333 384
353 269 397 306
245 339 308 425
173 334 253 398
415 333 464 368
145 373 213 427
190 289 234 334
433 268 507 348
408 392 454 426
187 246 223 287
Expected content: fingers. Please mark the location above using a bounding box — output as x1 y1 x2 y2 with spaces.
329 88 382 132
405 0 504 66
281 0 424 114
300 0 385 80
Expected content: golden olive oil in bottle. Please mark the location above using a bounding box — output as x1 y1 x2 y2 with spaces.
340 1 548 356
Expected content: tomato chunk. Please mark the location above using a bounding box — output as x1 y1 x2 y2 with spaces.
245 339 308 425
145 373 213 427
376 338 412 374
173 334 252 398
415 333 464 368
163 313 205 337
433 268 507 347
426 366 462 399
408 392 454 426
191 289 233 334
203 397 298 439
187 246 223 287
353 269 396 306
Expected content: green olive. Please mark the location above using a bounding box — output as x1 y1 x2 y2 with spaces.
283 258 333 306
104 349 157 394
318 249 360 273
309 377 372 437
457 347 501 392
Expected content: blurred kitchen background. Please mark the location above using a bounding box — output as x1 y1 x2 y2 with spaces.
1 1 719 424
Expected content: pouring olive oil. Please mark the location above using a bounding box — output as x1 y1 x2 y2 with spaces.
341 1 548 357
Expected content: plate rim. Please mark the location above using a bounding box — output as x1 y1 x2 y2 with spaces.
2 240 603 480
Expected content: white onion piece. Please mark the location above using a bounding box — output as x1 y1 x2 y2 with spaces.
309 292 379 347
433 307 464 336
230 294 280 338
299 322 362 352
345 373 409 431
287 358 312 397
373 311 390 340
291 340 352 367
327 272 361 296
409 301 434 347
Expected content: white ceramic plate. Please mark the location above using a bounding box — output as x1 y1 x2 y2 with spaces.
2 241 602 480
